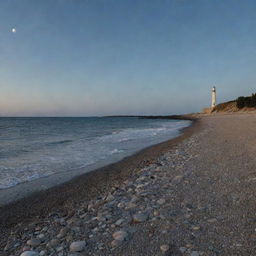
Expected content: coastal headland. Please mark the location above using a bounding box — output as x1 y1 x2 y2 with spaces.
1 113 256 255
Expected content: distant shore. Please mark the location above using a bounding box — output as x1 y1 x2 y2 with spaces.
104 114 196 121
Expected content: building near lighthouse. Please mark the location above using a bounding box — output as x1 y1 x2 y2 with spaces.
212 86 216 108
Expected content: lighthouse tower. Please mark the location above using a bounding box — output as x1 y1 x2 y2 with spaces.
211 86 216 108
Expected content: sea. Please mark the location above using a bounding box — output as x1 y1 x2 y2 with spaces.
0 117 191 190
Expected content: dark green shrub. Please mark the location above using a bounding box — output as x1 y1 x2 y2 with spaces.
237 97 245 108
237 94 256 108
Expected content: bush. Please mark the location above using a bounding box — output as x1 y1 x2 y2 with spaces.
237 94 256 108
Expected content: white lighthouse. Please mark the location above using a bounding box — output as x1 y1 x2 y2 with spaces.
211 86 216 108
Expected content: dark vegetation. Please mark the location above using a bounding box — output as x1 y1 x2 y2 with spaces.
236 94 256 109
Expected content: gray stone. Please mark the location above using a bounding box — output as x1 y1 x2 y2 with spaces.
70 241 86 252
179 247 187 253
20 251 39 256
133 213 148 223
157 199 166 205
27 239 41 247
115 218 125 226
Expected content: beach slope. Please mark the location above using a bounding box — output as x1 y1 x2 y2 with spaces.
1 113 256 256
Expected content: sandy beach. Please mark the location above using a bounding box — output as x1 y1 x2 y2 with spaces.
1 113 256 256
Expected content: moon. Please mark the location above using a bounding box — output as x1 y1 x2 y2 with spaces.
11 28 16 33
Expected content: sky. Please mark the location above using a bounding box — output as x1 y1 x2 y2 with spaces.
1 0 256 116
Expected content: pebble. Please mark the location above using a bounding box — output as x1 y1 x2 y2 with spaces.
112 230 128 241
115 218 125 226
132 213 148 223
37 234 45 240
179 247 187 253
160 244 170 252
70 241 86 252
20 251 39 256
157 199 166 205
27 239 41 247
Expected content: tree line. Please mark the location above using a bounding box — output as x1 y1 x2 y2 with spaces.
237 94 256 109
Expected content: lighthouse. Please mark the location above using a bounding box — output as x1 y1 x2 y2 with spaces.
211 86 216 108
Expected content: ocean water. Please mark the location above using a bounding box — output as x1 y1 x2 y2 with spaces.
0 117 191 189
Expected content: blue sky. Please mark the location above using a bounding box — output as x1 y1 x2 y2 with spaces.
1 0 256 116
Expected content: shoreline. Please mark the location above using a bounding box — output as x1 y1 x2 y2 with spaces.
0 118 192 206
2 113 256 255
0 117 200 236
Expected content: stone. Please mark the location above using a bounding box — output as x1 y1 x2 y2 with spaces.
157 199 166 205
39 251 46 256
37 234 45 240
20 251 39 256
192 226 200 231
207 218 217 223
112 230 128 241
70 241 86 252
160 244 170 252
133 213 148 223
27 239 41 247
115 218 125 226
179 247 187 253
56 246 64 252
106 194 115 201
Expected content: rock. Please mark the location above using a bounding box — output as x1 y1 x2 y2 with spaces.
106 194 115 201
160 244 170 252
70 241 86 252
179 247 187 253
192 226 201 231
133 213 148 223
157 199 166 205
39 251 46 256
47 239 59 247
112 230 128 241
27 239 41 247
20 251 39 256
207 218 217 223
115 218 125 226
37 234 45 240
56 246 64 252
